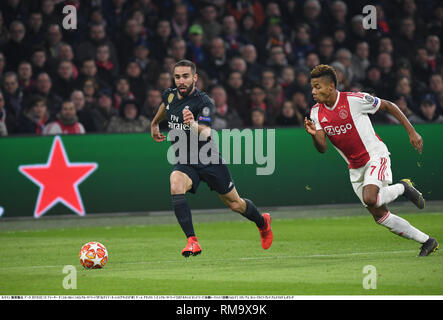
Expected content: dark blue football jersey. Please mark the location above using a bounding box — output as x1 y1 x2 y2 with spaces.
161 87 219 166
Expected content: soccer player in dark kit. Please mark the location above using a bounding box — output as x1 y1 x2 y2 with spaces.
150 59 273 257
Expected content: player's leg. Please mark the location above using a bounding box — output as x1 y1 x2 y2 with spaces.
362 157 424 209
170 168 202 257
354 157 438 256
219 187 273 249
366 204 438 256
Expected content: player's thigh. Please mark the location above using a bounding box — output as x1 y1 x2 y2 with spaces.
169 170 193 194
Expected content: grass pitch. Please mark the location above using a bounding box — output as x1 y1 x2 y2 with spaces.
1 203 443 296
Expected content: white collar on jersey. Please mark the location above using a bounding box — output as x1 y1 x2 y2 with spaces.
324 91 340 110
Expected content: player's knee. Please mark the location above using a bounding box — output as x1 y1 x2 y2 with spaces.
363 194 378 207
227 200 243 213
170 175 186 195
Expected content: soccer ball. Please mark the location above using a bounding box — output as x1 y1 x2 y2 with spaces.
79 241 108 269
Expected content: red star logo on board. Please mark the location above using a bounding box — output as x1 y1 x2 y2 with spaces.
18 136 98 218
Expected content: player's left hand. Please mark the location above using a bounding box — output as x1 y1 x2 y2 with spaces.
409 130 423 154
183 108 194 125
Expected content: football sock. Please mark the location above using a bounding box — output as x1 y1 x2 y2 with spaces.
376 184 405 207
172 194 195 238
377 211 429 243
242 198 265 228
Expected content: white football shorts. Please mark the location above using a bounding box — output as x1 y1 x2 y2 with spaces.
350 155 393 206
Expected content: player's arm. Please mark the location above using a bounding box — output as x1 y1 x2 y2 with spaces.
379 99 423 154
304 117 327 153
151 102 166 142
183 109 211 139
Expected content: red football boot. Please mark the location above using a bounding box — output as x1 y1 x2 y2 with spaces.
258 213 273 249
181 236 202 257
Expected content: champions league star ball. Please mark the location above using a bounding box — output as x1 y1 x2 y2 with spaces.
79 241 108 269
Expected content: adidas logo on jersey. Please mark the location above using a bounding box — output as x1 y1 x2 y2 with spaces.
321 116 328 123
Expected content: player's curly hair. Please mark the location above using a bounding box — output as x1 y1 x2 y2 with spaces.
310 64 338 88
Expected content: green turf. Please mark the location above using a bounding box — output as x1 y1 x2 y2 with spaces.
0 211 442 295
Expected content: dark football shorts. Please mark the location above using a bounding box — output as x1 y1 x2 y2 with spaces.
172 162 235 195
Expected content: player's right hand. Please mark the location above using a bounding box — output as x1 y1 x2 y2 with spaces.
304 117 316 135
151 124 166 142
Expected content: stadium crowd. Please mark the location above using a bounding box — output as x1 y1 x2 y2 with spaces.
0 0 442 137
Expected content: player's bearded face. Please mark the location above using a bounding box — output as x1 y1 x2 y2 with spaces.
174 67 196 97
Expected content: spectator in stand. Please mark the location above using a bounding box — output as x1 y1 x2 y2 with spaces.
24 11 45 48
226 0 265 30
425 34 442 72
392 17 420 61
133 41 160 86
18 96 51 135
210 85 243 130
220 15 248 57
194 2 222 47
45 24 64 61
76 59 111 94
291 23 315 67
266 45 288 80
107 98 150 133
351 41 370 83
239 13 259 44
250 107 266 129
412 47 433 86
170 3 189 39
317 36 335 65
116 18 146 68
428 74 443 111
30 47 53 77
385 95 415 124
334 48 354 84
52 60 77 100
24 72 62 117
169 37 187 63
125 60 147 105
203 37 230 84
279 65 295 99
141 87 162 120
275 100 299 127
0 53 6 80
81 77 99 106
2 72 24 120
70 90 96 133
2 20 30 71
327 1 348 35
43 100 86 135
260 68 284 116
301 0 323 40
291 90 310 123
304 51 320 70
95 43 119 89
249 85 269 122
393 76 417 113
409 94 443 124
186 24 207 68
75 23 120 71
17 61 34 93
90 89 118 132
155 70 173 92
0 90 17 135
113 76 135 110
149 19 173 62
224 70 249 120
240 44 262 84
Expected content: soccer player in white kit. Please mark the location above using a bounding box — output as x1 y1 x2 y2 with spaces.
304 64 438 257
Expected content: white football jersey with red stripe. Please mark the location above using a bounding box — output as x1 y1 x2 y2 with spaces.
310 91 389 169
